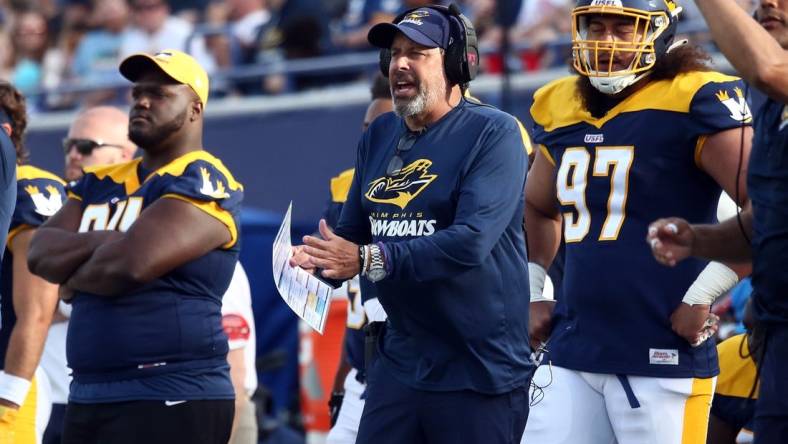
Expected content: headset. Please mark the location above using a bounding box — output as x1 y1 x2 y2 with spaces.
379 3 479 86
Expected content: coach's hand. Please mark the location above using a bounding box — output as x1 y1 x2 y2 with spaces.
529 301 556 349
289 245 317 274
647 218 695 267
300 219 360 280
670 303 719 346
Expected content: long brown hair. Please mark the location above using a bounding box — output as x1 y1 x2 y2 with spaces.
0 82 29 164
575 44 713 118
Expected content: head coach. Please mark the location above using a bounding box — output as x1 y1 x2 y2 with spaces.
290 4 534 444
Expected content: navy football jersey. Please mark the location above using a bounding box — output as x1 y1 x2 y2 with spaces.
0 165 66 368
531 71 752 377
748 98 788 324
711 334 757 433
335 100 533 394
65 150 242 402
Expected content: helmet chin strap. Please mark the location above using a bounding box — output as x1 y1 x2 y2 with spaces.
589 70 651 95
667 38 688 53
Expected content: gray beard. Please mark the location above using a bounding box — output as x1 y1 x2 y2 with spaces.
393 82 444 118
393 90 427 117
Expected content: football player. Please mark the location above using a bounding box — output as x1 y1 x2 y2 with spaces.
523 0 753 442
28 50 242 443
0 82 64 443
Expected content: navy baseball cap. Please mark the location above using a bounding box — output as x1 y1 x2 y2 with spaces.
368 8 451 49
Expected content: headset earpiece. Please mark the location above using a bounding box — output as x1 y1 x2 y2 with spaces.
379 48 392 77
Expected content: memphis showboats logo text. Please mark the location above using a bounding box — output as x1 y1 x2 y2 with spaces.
365 158 438 238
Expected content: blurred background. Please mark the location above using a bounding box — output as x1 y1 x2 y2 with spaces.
0 0 752 442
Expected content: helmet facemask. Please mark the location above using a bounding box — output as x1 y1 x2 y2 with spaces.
572 3 678 95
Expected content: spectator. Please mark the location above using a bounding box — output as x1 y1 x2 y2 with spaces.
227 0 272 64
8 9 65 97
70 0 129 89
120 0 217 74
482 0 571 72
331 0 400 51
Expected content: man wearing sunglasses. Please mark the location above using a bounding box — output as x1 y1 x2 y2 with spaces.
38 105 135 444
291 6 533 444
62 106 136 182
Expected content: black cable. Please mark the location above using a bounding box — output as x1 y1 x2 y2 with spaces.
735 83 751 245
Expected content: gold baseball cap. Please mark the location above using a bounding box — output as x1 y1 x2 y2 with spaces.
119 49 209 107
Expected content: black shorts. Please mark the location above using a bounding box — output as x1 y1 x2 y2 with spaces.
62 399 234 444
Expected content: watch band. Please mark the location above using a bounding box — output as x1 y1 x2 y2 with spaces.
367 244 385 274
359 245 367 276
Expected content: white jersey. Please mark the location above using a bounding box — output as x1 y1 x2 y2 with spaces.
222 262 258 397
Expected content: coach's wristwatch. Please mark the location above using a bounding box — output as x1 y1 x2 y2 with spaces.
365 244 387 283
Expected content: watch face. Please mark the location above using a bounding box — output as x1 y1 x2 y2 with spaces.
367 268 387 282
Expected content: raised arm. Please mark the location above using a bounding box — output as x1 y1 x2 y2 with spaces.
695 0 788 102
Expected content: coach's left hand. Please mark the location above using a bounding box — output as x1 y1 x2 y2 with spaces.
670 303 719 347
301 219 360 280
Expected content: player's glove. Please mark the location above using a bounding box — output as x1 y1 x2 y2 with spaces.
328 392 344 427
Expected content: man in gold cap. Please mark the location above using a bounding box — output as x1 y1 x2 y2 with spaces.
28 49 243 444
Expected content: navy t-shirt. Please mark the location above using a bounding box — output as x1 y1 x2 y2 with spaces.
335 99 533 394
748 97 788 324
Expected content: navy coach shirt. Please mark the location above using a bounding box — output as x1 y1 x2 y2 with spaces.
748 97 788 324
335 99 534 395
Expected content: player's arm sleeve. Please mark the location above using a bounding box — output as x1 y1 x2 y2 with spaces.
8 177 67 248
515 117 534 156
689 78 753 135
160 161 244 249
323 169 354 229
382 125 527 282
334 136 373 246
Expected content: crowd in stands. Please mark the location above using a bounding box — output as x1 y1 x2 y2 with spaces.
0 0 740 111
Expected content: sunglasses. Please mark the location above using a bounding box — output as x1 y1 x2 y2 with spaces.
386 131 420 176
62 138 125 155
